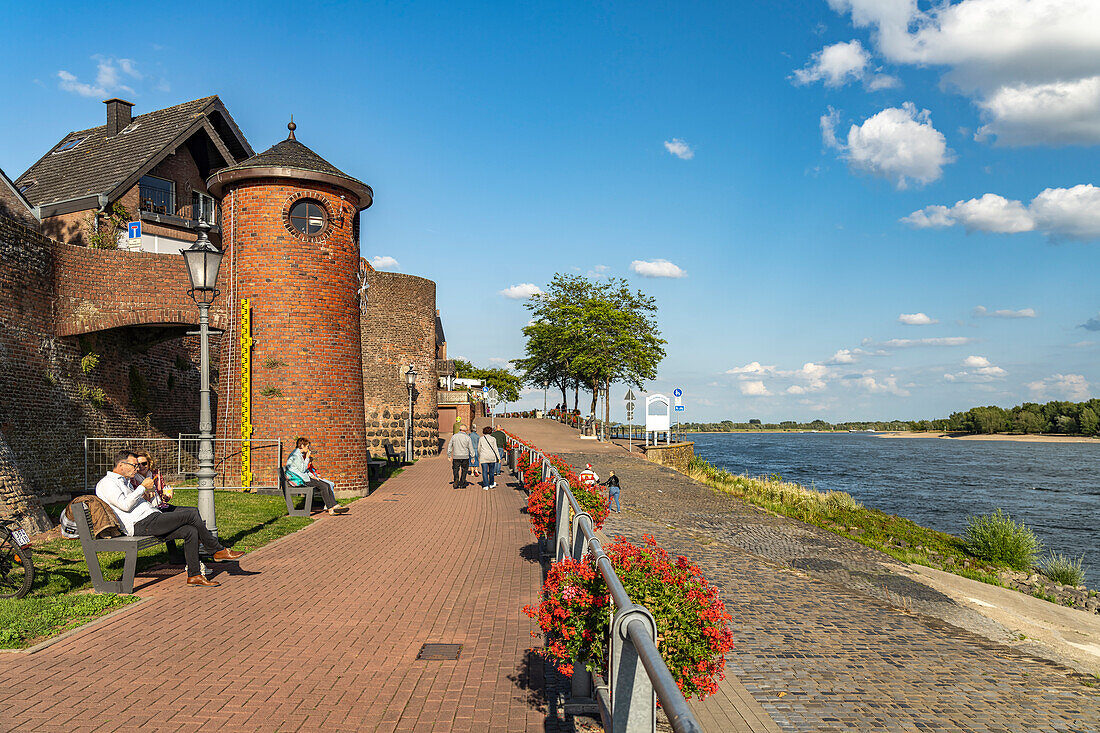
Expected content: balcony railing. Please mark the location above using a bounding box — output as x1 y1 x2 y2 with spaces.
138 185 220 225
138 184 174 216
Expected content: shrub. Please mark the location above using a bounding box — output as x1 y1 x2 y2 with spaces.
524 535 733 699
964 509 1041 570
80 352 99 374
527 480 557 537
1040 552 1086 587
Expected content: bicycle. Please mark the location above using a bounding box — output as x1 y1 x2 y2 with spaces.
0 517 34 599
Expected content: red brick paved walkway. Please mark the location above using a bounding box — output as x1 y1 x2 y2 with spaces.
0 454 546 733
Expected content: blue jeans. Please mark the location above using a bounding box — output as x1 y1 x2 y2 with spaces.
608 489 620 511
481 463 496 487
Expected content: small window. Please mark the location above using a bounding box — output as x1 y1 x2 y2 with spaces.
54 137 86 153
288 199 327 235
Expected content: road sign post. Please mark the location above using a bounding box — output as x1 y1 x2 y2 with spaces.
624 389 636 452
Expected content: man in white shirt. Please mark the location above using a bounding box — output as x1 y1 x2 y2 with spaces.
96 450 244 587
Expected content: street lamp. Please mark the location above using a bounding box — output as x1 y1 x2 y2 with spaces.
542 381 548 416
181 222 223 540
404 365 417 460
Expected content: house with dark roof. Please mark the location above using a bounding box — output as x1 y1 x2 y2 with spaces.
16 96 252 252
0 167 39 229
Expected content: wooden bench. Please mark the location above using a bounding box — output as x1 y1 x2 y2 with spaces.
74 503 180 595
365 451 386 480
383 442 407 465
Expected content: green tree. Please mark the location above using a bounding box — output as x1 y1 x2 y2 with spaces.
453 359 522 402
1079 408 1099 436
514 274 666 418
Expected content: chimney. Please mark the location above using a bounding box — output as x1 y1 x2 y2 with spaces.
104 98 134 136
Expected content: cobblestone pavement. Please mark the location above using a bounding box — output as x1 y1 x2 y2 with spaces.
0 454 573 733
548 449 1100 732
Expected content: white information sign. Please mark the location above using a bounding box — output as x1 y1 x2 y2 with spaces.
645 394 670 432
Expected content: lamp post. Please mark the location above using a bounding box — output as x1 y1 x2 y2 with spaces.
404 365 417 460
181 222 223 540
542 381 548 416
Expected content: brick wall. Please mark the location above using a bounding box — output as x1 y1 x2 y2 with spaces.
360 270 441 457
215 179 372 495
0 214 209 533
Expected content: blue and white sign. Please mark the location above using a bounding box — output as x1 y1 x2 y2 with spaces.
127 221 141 239
673 388 682 397
482 385 489 393
675 405 685 411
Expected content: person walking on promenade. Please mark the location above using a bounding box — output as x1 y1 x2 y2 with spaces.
478 426 502 490
448 424 473 488
285 438 349 516
604 471 621 512
97 450 244 587
469 423 481 482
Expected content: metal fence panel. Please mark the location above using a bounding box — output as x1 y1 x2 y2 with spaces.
84 437 283 492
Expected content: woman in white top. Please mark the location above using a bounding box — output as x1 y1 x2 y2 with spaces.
478 426 503 490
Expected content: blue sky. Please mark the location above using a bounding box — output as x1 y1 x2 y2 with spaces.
4 1 1099 421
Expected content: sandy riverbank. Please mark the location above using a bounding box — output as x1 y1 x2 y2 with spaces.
876 431 1100 444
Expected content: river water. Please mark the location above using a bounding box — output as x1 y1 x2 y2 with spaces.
688 432 1100 580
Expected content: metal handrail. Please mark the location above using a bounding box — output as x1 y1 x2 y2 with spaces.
507 438 704 733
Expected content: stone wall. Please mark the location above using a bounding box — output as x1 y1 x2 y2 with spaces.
642 441 695 473
360 270 440 457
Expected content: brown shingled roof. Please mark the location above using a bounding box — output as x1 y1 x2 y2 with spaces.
15 96 252 209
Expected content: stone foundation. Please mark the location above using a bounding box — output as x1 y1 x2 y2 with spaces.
641 441 695 473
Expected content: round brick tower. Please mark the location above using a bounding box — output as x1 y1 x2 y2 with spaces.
208 122 374 495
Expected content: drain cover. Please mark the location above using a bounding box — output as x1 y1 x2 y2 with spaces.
417 643 462 660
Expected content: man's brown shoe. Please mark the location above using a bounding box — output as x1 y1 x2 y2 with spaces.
187 575 220 587
211 548 245 561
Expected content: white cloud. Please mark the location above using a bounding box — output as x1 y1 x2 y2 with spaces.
57 56 140 98
586 264 609 277
898 312 937 325
879 337 977 348
903 185 1100 241
487 357 510 366
1027 373 1090 400
974 305 1036 318
826 0 1100 146
370 255 400 270
726 361 775 376
829 348 857 364
740 380 771 396
630 259 686 278
853 375 910 396
795 362 829 391
947 355 1008 381
663 138 694 160
793 40 871 87
975 76 1100 146
866 74 901 91
823 103 954 188
499 283 545 300
786 385 807 395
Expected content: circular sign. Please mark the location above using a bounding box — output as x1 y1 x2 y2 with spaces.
673 388 682 397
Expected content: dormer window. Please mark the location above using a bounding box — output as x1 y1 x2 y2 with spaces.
54 137 85 153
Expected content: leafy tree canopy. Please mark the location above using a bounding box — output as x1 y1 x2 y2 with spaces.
454 359 522 402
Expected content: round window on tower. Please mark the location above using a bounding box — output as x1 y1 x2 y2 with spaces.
287 199 328 236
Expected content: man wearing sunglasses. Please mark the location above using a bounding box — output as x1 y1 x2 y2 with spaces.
96 450 244 587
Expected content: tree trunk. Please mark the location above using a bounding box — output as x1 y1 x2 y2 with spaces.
573 384 578 412
604 378 611 433
589 381 598 418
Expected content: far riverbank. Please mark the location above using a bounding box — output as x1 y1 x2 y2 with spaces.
877 431 1100 444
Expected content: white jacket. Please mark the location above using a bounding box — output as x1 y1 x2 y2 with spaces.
477 435 501 464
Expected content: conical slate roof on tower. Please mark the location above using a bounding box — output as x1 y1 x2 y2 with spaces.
207 122 372 208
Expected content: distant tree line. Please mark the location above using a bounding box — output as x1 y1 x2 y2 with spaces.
681 399 1100 436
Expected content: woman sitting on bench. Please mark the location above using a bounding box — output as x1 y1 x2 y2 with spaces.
96 450 244 587
285 437 349 516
